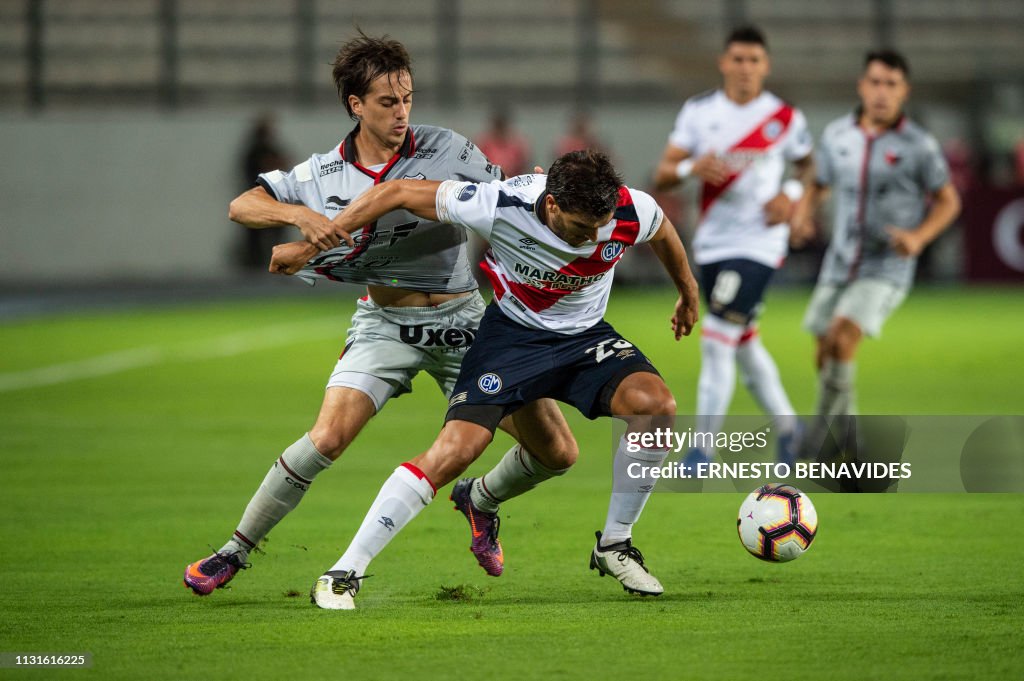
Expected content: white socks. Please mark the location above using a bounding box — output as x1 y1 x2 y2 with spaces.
470 445 570 513
330 463 435 575
736 333 797 434
698 316 797 444
696 315 741 441
601 436 669 545
220 433 332 559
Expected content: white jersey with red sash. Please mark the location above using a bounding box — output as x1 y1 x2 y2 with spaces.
668 89 812 268
435 174 663 334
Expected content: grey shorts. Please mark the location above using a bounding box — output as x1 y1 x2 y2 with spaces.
803 278 907 338
326 291 486 412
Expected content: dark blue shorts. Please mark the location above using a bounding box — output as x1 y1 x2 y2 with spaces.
699 258 777 326
445 304 660 432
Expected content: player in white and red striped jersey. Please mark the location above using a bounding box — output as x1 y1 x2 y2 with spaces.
653 26 815 465
307 150 700 608
435 172 664 334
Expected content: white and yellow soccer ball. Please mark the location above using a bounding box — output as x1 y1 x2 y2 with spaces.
737 484 818 562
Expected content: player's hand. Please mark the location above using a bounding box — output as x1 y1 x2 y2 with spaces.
294 211 344 251
691 154 731 185
763 192 793 226
269 242 318 275
789 200 815 246
671 287 700 340
886 226 924 258
325 213 359 250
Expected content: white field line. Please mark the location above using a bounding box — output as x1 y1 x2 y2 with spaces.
0 321 341 393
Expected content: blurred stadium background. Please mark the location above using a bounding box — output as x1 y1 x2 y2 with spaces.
2 0 1023 292
2 4 1022 678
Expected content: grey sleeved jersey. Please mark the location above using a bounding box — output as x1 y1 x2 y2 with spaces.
814 113 950 288
257 124 502 292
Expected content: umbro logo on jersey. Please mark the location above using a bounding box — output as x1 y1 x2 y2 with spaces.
478 373 502 394
403 173 426 181
457 186 477 201
884 150 902 165
326 196 350 210
518 238 538 250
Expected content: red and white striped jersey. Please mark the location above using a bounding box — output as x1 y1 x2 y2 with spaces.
436 174 663 334
669 89 812 268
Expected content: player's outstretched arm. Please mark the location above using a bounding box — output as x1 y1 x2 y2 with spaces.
885 182 961 258
646 214 700 340
228 186 342 252
330 179 443 242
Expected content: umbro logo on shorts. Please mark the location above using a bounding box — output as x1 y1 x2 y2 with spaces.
477 373 502 394
449 391 468 408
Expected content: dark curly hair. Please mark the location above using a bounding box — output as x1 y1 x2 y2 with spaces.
546 150 622 220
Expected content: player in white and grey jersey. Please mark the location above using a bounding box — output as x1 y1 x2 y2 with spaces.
791 50 960 457
258 122 496 293
183 33 576 598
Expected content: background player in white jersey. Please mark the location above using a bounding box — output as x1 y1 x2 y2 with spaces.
791 50 960 456
183 33 576 596
652 26 814 465
303 150 701 609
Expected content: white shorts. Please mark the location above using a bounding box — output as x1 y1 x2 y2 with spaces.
326 291 486 412
803 278 907 338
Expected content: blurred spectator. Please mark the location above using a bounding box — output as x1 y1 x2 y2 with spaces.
554 110 607 158
944 138 978 196
476 108 531 177
237 114 292 269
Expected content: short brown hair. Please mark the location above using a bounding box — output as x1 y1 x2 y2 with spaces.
332 30 414 119
547 150 622 220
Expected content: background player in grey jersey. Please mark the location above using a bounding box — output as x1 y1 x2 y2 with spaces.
184 33 575 596
791 49 960 455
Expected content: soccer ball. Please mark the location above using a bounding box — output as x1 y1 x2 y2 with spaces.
737 484 818 562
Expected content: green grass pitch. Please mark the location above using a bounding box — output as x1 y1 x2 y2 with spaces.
1 287 1021 680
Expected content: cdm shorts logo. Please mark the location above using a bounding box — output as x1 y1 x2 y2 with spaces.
477 373 502 394
601 241 625 262
457 185 477 201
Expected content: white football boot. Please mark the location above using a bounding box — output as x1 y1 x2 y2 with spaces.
589 531 664 596
310 570 365 610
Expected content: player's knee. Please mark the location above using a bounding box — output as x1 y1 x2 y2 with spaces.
830 318 862 360
308 426 352 460
535 437 578 470
614 375 677 417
